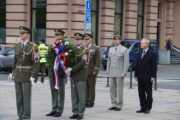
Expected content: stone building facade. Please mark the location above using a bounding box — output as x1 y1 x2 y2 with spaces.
0 0 179 49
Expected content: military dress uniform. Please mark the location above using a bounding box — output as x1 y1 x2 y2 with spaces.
106 35 129 110
84 33 101 108
46 29 66 117
69 33 88 119
13 26 39 120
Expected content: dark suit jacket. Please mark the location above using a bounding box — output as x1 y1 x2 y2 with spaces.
134 49 157 81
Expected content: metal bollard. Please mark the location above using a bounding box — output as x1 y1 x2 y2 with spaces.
154 78 157 91
129 62 133 89
106 77 109 87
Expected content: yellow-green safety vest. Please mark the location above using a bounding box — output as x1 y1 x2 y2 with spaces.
38 43 48 63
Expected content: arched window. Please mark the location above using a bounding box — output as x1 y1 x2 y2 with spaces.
114 0 123 36
31 0 47 42
0 0 6 43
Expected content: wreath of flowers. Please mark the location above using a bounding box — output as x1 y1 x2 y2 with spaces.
52 38 77 67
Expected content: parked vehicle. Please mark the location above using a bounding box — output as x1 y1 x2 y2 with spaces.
102 40 159 70
0 48 15 71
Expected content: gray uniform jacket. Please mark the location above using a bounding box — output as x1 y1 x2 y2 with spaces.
106 45 129 78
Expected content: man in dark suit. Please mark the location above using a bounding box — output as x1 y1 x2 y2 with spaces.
134 38 157 114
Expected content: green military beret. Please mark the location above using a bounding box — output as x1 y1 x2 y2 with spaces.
84 33 93 40
19 26 31 34
74 32 84 40
113 35 121 40
54 29 65 36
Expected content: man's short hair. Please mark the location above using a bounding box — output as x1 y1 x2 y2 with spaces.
141 38 150 45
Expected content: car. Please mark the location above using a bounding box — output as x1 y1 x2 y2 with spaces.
101 40 159 70
0 45 49 76
0 48 15 72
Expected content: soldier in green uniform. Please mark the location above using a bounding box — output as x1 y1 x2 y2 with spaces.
84 33 101 108
9 26 39 120
46 29 66 117
66 33 88 119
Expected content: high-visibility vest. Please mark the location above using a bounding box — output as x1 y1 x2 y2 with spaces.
38 43 48 63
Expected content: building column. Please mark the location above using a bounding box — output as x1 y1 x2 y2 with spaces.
173 0 180 48
71 0 85 36
144 0 158 40
100 0 115 47
159 0 175 49
46 0 68 44
165 0 174 44
6 0 30 43
124 0 138 40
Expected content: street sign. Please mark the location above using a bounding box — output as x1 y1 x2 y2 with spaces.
84 0 92 34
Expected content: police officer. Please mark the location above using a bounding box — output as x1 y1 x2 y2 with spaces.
35 40 48 83
9 26 39 120
84 33 101 108
66 33 88 119
106 35 129 111
46 29 66 117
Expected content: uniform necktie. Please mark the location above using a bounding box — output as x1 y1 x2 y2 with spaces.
21 43 25 49
141 50 146 59
115 47 117 52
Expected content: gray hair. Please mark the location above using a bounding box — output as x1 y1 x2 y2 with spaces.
141 38 150 45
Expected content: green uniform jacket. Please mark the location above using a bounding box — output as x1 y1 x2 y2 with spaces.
87 45 101 76
71 46 88 81
14 41 39 82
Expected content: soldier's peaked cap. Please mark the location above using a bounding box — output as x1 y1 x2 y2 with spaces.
74 32 84 40
84 33 93 39
19 26 31 34
113 35 121 39
54 29 65 35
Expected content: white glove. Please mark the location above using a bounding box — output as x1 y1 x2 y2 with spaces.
30 77 35 82
8 73 13 80
66 68 72 76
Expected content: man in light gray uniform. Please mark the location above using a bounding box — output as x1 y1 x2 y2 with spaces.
106 35 129 111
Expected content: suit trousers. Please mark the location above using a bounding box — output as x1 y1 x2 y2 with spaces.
15 81 31 120
48 69 65 113
110 77 124 108
138 80 153 110
86 75 97 104
71 80 86 116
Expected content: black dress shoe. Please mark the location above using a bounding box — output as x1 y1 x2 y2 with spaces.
85 102 89 106
70 114 78 119
115 107 121 111
136 109 145 113
144 109 150 114
46 111 56 116
86 103 94 108
77 115 83 120
53 112 62 117
41 80 44 83
108 107 117 110
34 80 37 83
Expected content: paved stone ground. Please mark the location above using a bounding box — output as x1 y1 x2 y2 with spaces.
0 64 180 120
